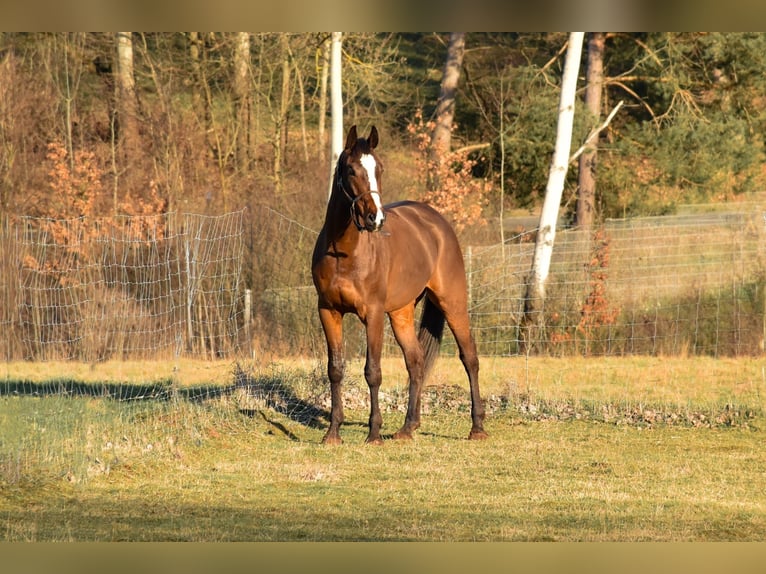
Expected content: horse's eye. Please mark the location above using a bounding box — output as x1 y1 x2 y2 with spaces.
348 167 356 177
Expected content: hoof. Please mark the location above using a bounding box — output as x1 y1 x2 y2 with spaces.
468 429 489 440
392 430 414 441
321 434 343 445
365 436 384 445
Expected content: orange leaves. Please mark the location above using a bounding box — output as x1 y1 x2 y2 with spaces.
407 109 491 234
31 141 168 279
577 230 620 338
45 141 102 220
31 142 105 275
118 180 169 242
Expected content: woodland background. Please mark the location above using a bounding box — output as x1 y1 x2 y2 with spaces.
2 32 765 227
1 32 766 360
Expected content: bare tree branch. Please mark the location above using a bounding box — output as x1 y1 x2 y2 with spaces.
454 142 491 155
569 100 624 165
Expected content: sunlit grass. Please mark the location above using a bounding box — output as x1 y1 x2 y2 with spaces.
1 356 765 541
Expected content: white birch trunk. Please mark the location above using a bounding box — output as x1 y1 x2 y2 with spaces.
526 32 584 307
327 32 343 200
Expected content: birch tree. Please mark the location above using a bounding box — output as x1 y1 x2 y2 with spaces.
327 32 343 200
523 32 585 343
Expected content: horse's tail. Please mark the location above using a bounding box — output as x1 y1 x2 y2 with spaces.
418 296 445 381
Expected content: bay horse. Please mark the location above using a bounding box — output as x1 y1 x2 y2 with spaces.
311 125 487 444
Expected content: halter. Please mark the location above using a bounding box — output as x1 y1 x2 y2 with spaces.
335 164 382 232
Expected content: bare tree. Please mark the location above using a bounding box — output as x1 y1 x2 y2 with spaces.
233 32 252 170
576 32 605 230
115 32 140 156
273 33 292 194
523 32 585 348
428 32 465 191
188 32 212 153
327 32 343 200
318 36 330 162
41 33 87 170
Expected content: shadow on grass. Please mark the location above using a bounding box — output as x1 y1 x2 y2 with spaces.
0 368 331 433
232 367 330 431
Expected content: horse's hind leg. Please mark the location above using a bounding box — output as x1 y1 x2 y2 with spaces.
319 307 345 444
441 303 488 440
388 303 425 440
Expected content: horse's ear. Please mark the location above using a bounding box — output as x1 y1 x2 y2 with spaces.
368 126 379 150
344 125 358 150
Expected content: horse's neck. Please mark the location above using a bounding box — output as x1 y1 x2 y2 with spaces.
323 186 357 244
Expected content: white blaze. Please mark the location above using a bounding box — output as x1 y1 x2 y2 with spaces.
360 153 384 227
360 154 379 191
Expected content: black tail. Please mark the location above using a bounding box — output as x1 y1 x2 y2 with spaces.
418 296 445 381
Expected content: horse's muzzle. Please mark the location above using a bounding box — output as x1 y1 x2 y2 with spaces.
365 209 386 232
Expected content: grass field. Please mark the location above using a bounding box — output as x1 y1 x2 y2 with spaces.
1 355 765 541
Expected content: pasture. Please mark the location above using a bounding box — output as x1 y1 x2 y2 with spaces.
1 355 764 541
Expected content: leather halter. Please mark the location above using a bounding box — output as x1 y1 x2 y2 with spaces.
335 165 374 232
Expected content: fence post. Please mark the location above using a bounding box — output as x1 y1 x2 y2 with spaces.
184 230 194 354
244 288 252 357
466 245 472 311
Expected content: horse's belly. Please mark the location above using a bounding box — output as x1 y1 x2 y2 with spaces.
384 265 432 311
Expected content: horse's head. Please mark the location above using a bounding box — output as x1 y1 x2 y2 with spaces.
336 125 386 232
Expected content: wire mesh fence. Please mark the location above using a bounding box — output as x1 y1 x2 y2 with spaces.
467 211 766 357
246 204 766 360
0 210 247 362
1 204 765 364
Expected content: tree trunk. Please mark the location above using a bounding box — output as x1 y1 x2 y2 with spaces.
318 37 330 162
233 32 252 170
523 32 585 349
273 33 291 194
280 33 290 165
115 32 140 157
293 49 309 163
327 32 343 200
189 33 212 152
576 32 605 230
428 32 465 191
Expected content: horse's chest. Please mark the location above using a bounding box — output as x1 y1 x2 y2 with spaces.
327 276 373 314
316 259 379 314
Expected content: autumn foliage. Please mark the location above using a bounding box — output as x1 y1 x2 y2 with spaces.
45 142 101 220
577 229 620 353
546 230 621 355
23 142 168 276
407 109 491 234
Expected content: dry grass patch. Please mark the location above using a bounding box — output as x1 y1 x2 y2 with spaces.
1 356 765 541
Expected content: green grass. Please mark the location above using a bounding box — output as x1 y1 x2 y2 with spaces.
1 356 765 541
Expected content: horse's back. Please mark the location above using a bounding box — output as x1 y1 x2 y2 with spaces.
381 200 467 304
384 200 462 254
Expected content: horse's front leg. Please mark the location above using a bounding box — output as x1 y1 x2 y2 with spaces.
363 309 385 444
319 307 345 444
388 303 425 440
